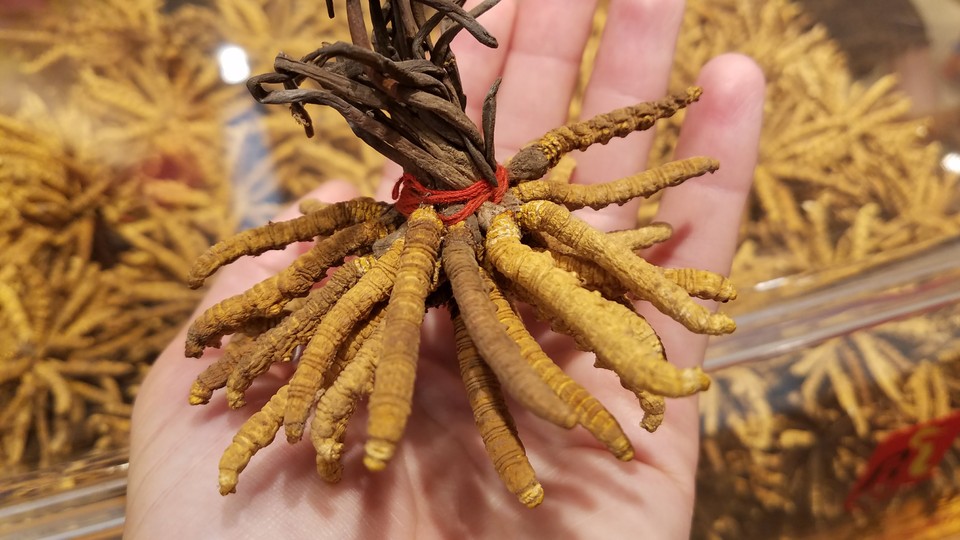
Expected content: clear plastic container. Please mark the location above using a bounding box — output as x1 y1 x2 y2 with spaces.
0 450 127 539
696 238 960 539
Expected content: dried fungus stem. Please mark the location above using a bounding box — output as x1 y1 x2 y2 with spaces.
486 212 711 398
483 271 634 460
365 207 443 470
219 385 288 495
188 198 386 288
186 219 391 357
509 88 703 180
312 319 385 482
513 156 719 210
284 239 404 442
516 200 735 335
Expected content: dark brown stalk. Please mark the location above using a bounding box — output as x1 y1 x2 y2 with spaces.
413 0 498 48
301 43 446 94
432 0 501 62
345 0 372 50
482 78 502 173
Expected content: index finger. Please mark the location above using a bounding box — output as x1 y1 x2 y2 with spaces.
571 0 686 232
637 54 765 369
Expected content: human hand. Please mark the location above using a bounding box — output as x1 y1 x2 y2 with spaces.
125 1 764 538
0 0 45 12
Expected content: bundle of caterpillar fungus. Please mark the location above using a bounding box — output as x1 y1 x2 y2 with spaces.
186 0 736 508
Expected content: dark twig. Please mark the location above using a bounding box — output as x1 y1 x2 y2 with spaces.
482 78 502 172
432 0 501 63
252 0 501 188
413 0 498 49
368 1 393 58
345 0 372 50
301 43 446 95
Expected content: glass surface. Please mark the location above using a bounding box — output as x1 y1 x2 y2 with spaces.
697 239 960 539
0 449 126 539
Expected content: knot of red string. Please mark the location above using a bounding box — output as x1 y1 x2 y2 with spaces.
392 164 509 225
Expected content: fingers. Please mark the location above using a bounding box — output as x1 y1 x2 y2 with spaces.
571 0 686 231
645 55 765 275
638 53 766 369
492 0 600 159
455 0 520 125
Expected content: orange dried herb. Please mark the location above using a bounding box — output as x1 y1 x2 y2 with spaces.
365 206 443 469
312 315 386 482
218 385 289 495
188 0 736 504
483 269 634 460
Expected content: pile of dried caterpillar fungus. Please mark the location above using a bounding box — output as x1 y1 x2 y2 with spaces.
0 0 383 469
185 1 736 506
0 94 227 469
696 302 960 539
644 0 960 292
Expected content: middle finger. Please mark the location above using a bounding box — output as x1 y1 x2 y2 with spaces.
492 0 600 160
572 0 686 231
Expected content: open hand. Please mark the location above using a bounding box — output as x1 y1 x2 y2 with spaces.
126 1 764 538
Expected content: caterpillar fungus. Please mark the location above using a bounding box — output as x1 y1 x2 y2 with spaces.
185 0 735 508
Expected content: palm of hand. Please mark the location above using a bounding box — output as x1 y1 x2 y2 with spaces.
126 1 764 538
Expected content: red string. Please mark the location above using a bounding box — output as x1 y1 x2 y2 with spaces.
392 164 509 225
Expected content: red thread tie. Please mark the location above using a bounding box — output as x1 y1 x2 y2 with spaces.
392 165 509 225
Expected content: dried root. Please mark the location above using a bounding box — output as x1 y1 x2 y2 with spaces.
188 1 736 505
